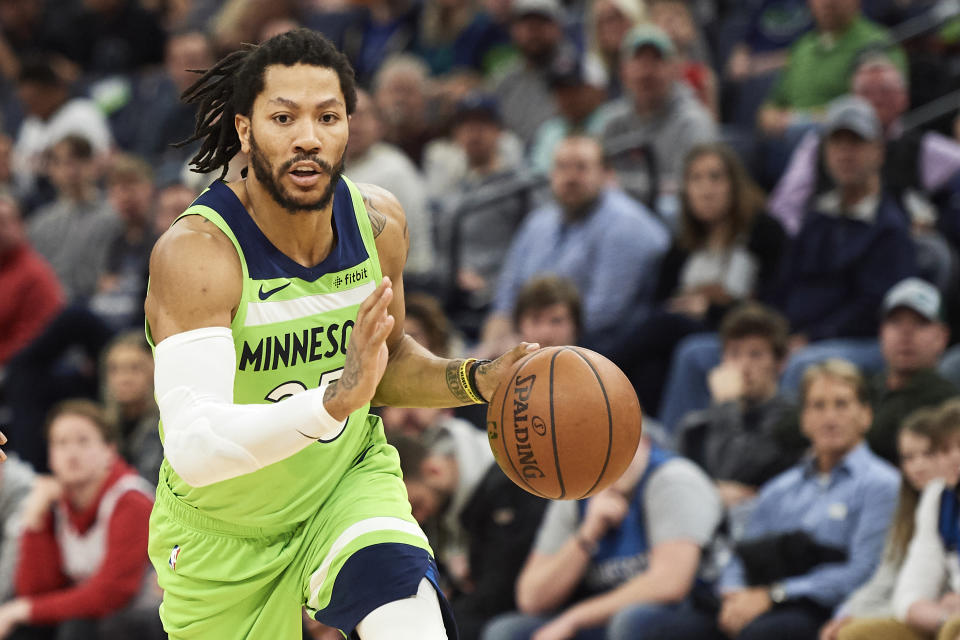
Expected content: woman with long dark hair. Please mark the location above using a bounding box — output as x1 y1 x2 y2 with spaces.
885 400 960 640
619 142 787 414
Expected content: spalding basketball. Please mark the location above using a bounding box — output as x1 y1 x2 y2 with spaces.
486 346 642 500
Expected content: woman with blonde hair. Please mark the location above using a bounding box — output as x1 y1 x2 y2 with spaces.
584 0 644 94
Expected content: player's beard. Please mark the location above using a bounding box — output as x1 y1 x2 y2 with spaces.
248 131 344 213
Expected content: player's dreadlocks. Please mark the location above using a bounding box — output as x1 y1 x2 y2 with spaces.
174 28 358 179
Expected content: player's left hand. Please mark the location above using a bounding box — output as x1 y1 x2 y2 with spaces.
475 342 540 403
0 431 6 463
532 614 578 640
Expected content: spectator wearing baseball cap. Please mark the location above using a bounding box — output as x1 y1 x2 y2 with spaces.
753 0 908 187
434 92 543 332
595 23 717 205
771 56 960 254
866 278 956 464
582 0 646 97
822 94 883 142
770 96 917 373
647 0 718 118
770 276 956 468
493 0 575 145
529 52 610 173
757 0 907 141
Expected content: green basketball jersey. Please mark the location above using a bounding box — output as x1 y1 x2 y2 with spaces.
147 176 384 530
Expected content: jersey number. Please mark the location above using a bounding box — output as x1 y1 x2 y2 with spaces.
264 368 345 403
264 369 347 443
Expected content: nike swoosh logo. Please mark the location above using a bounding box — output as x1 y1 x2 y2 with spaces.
258 281 291 300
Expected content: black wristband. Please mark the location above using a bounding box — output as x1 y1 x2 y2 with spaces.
467 359 491 403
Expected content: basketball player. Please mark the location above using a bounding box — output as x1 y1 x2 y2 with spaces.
142 29 536 640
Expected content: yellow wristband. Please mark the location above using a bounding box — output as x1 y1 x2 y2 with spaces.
458 358 483 404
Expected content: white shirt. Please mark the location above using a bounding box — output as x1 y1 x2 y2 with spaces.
14 98 113 185
892 479 960 620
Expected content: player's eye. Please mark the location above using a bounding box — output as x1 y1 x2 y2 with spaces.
274 114 292 124
321 113 338 124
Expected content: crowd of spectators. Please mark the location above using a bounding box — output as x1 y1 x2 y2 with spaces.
5 0 960 638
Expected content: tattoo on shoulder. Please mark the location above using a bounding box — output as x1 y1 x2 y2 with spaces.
445 360 474 404
363 194 388 238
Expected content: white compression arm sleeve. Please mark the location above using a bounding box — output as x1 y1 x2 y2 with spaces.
154 326 348 487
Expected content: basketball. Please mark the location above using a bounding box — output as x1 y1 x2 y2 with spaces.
486 346 643 500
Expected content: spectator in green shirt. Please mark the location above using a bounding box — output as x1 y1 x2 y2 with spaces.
758 0 907 138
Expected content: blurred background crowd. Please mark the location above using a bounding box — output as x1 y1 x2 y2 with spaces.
5 0 960 638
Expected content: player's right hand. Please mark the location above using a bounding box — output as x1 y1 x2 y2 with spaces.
323 278 395 422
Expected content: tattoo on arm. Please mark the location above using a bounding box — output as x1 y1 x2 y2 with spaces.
323 366 356 410
338 361 359 393
363 195 387 238
323 380 339 403
445 359 474 404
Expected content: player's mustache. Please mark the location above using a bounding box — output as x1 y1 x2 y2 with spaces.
279 155 334 174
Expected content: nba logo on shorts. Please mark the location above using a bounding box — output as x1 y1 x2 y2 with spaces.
169 545 181 571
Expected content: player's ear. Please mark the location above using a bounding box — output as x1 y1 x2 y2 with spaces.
236 114 251 154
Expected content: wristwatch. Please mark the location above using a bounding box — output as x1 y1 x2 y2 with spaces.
768 583 788 605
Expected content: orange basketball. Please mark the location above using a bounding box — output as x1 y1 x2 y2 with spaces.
486 346 643 500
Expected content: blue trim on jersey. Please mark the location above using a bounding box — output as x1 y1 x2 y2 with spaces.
939 487 960 551
315 543 458 640
194 179 370 282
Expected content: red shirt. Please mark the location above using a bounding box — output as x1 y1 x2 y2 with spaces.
0 242 63 365
15 459 154 624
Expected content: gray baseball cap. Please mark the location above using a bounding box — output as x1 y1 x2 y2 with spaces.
512 0 564 21
824 95 882 141
882 277 943 322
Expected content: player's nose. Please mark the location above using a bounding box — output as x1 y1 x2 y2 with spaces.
292 120 323 155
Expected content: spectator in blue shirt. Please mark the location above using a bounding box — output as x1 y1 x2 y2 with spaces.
644 358 900 640
477 135 669 359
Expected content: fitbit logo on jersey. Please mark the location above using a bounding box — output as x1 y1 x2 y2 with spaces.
512 374 545 479
239 321 354 371
334 268 368 288
344 267 368 286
